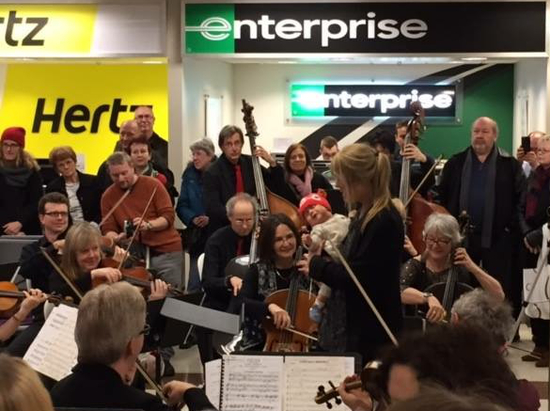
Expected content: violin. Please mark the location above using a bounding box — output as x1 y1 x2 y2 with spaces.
0 282 63 317
315 361 388 410
398 102 448 254
262 247 317 352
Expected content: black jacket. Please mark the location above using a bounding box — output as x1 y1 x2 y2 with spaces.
149 132 169 170
0 168 43 234
390 155 436 198
310 206 404 364
202 225 251 312
435 147 526 241
51 363 216 411
203 154 283 235
46 171 102 223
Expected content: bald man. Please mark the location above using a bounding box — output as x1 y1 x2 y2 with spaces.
516 131 545 178
436 117 526 316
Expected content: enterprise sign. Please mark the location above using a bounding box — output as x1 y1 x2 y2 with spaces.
291 84 456 118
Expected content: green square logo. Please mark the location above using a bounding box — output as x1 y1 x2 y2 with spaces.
185 4 235 54
291 84 325 117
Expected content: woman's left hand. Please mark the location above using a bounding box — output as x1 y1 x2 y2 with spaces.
3 221 22 235
149 279 169 301
454 247 474 271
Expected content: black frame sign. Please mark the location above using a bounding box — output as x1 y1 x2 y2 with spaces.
185 2 546 54
290 84 457 119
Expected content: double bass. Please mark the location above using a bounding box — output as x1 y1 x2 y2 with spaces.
399 101 448 254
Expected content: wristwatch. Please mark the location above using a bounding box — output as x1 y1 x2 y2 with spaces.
422 292 434 303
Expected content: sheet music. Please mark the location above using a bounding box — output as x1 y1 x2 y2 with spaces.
23 304 78 381
283 356 355 411
221 355 283 411
205 359 222 409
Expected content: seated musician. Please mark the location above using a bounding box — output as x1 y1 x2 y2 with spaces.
0 289 46 342
51 282 217 411
338 325 532 411
6 192 70 356
237 213 313 349
0 354 56 411
400 213 504 323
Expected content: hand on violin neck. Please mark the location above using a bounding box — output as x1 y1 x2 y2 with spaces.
229 276 243 296
148 279 169 301
338 375 373 411
254 145 276 167
402 143 427 163
453 247 474 271
296 255 311 277
19 289 47 315
112 246 128 264
268 304 291 329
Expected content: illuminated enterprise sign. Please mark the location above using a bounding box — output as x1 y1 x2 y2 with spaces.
291 84 456 118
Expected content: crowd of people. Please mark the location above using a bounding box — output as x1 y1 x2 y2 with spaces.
0 107 547 411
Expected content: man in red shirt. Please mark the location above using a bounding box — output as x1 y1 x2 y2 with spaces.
100 151 183 289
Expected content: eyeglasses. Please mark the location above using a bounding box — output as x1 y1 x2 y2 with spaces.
425 237 452 246
44 211 69 218
536 148 550 155
140 323 151 336
2 143 19 149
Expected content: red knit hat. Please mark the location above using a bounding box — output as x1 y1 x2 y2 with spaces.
1 127 25 148
299 190 331 216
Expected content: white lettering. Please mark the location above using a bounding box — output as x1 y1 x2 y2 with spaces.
321 19 348 47
380 94 401 113
401 19 428 39
275 19 302 40
434 94 453 108
234 19 258 39
325 93 341 108
349 19 366 39
377 19 400 40
350 93 369 108
303 19 320 39
367 12 376 39
258 15 276 39
418 94 434 109
340 91 352 108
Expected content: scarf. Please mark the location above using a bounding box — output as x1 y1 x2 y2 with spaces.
0 165 33 187
525 165 550 221
459 146 498 248
288 167 313 198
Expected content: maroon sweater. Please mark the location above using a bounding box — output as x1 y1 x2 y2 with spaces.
101 176 181 253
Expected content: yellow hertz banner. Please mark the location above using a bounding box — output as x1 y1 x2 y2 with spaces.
0 5 96 56
0 64 168 174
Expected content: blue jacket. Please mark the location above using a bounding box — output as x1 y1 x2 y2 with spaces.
176 164 205 226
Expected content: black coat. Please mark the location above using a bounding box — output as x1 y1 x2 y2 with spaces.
202 225 251 312
51 363 216 411
435 147 526 242
0 167 43 234
203 154 284 235
309 206 404 364
46 171 102 223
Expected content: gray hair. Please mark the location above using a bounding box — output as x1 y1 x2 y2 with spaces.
190 138 215 156
225 193 258 217
472 116 499 138
423 213 462 247
451 289 514 346
75 282 145 365
107 151 133 167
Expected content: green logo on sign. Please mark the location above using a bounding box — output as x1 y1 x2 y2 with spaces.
291 84 325 117
185 4 235 53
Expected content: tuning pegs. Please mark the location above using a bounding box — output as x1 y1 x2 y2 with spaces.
326 402 333 409
335 398 342 405
317 385 326 394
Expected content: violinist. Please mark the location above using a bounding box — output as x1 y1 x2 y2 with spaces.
435 117 525 316
6 192 70 357
299 144 403 364
101 151 183 289
237 214 312 349
51 282 217 411
0 289 46 342
400 213 504 323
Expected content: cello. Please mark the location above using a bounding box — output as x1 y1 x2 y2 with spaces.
399 101 448 254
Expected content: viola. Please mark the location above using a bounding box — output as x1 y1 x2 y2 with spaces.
262 247 316 352
398 101 449 254
0 282 63 317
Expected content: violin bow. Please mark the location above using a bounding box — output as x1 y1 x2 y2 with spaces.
117 184 159 270
40 247 169 402
404 155 443 209
325 240 399 346
98 188 132 228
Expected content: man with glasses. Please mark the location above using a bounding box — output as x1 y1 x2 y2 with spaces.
436 117 526 317
203 125 282 236
199 193 257 363
134 105 168 170
6 192 71 357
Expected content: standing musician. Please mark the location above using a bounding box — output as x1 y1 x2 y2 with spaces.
299 143 403 364
237 214 313 350
50 282 217 411
101 151 184 289
202 125 283 235
400 213 504 323
435 117 525 315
